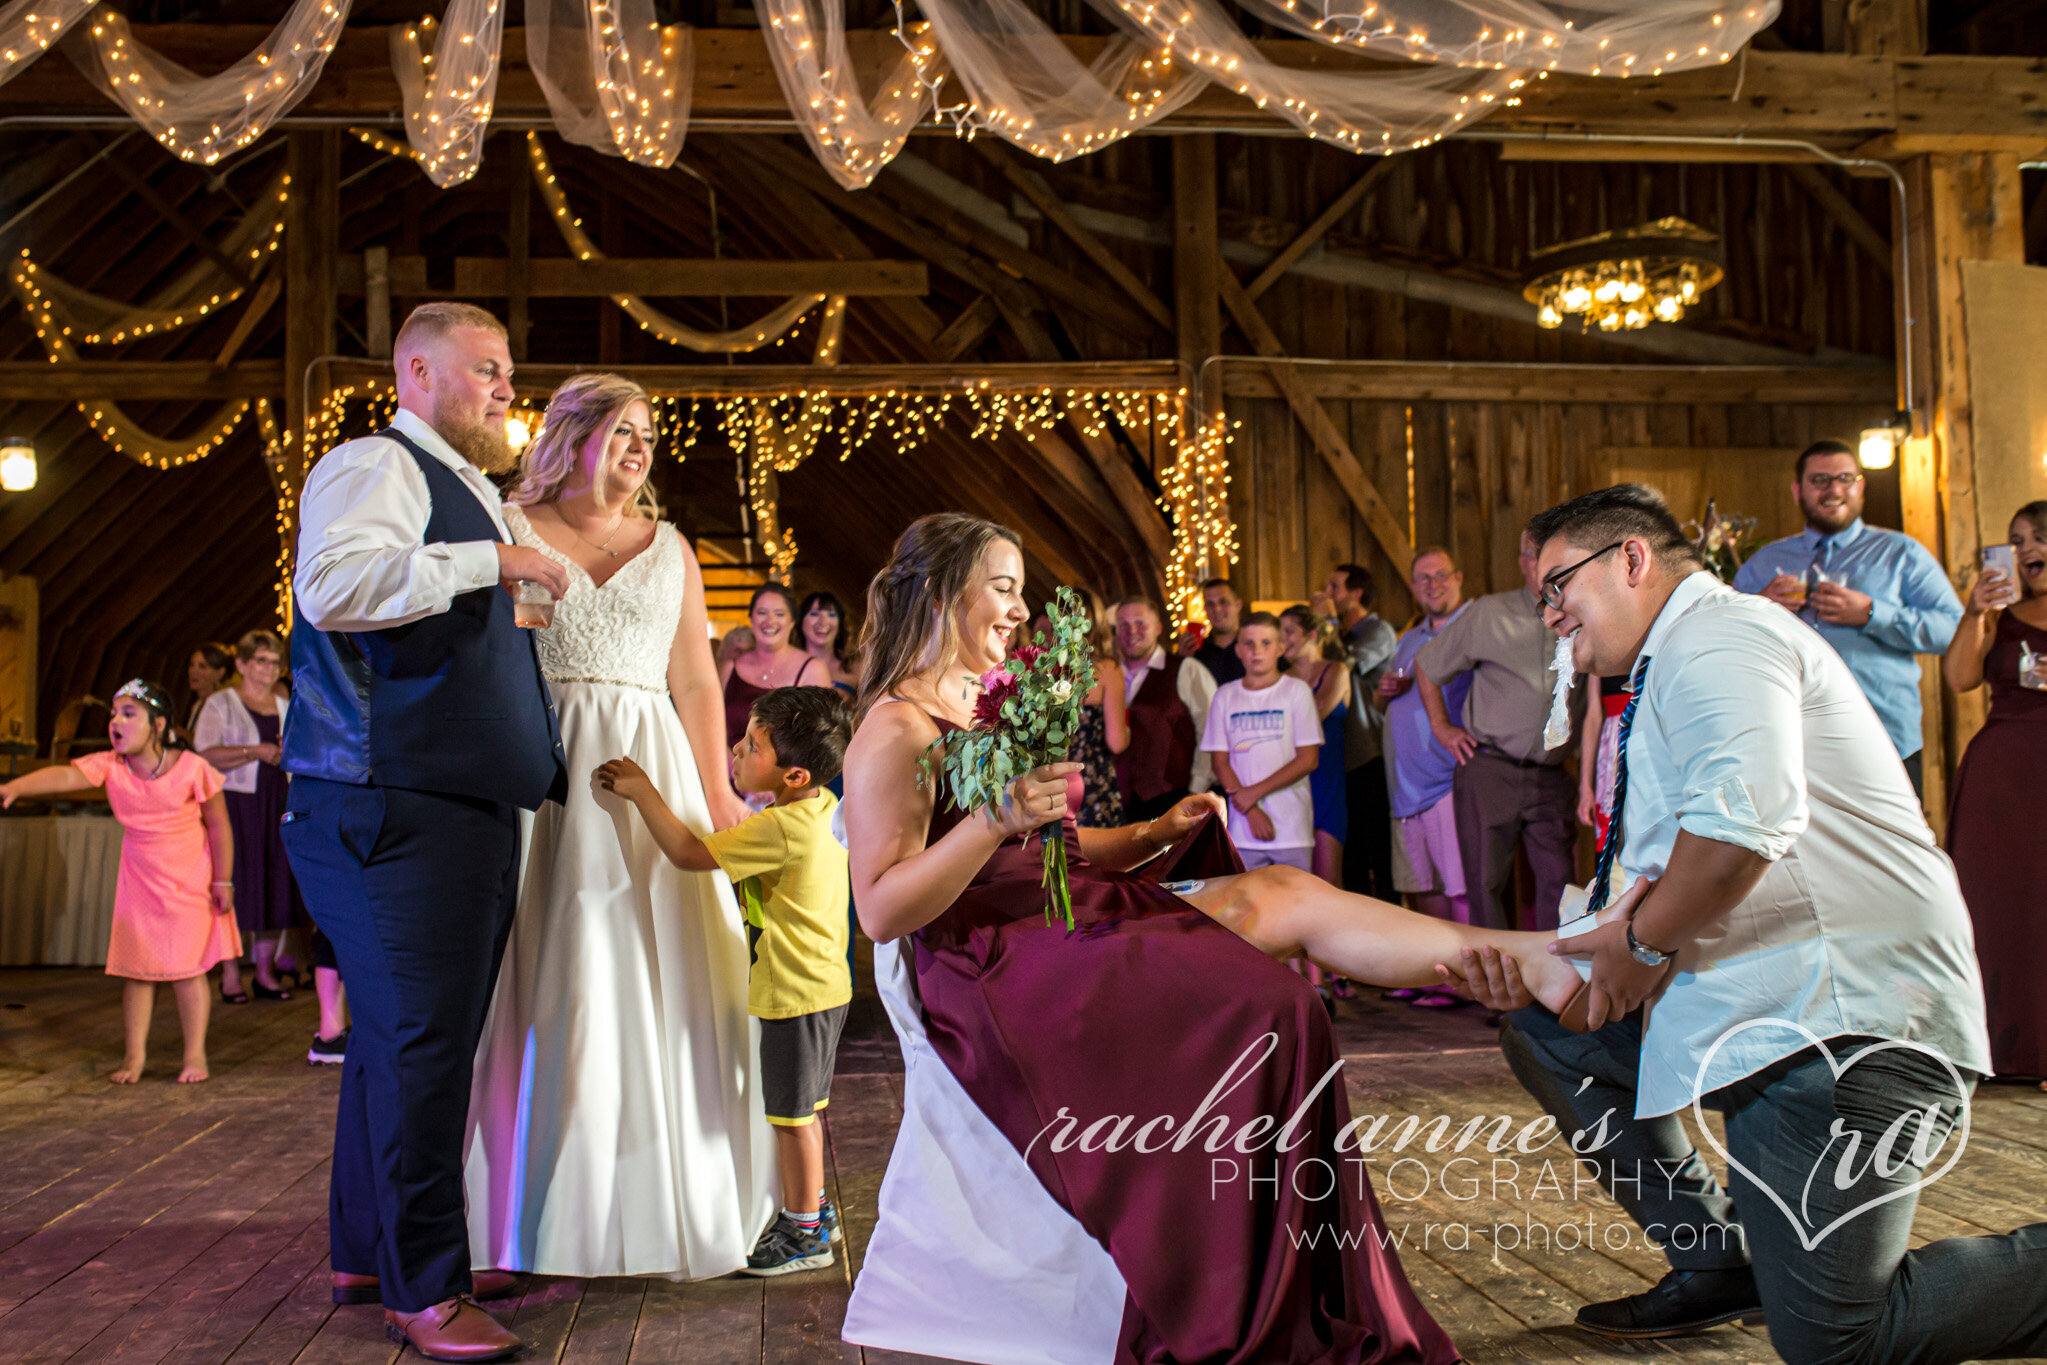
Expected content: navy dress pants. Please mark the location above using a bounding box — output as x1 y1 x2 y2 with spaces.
281 777 520 1314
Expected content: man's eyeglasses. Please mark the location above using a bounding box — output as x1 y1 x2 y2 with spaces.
1538 542 1624 612
1803 472 1864 491
1413 571 1457 588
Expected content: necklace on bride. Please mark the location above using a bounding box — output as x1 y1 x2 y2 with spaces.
561 505 628 559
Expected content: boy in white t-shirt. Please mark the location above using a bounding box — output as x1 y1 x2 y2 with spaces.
1199 612 1324 870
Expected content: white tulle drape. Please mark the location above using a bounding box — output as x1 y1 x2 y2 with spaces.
756 0 932 189
913 0 1204 161
1240 0 1773 77
391 0 507 186
64 0 349 165
526 0 691 167
0 0 94 88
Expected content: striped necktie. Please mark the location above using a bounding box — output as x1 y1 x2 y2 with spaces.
1587 653 1652 917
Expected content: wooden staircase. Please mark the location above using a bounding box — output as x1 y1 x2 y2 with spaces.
696 536 771 633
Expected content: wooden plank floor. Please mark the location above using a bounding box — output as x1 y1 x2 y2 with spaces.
1 965 2042 1365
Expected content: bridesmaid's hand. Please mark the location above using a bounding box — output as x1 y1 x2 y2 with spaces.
985 763 1080 841
1148 791 1225 846
212 882 235 918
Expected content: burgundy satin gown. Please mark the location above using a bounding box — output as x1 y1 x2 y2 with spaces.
913 717 1459 1365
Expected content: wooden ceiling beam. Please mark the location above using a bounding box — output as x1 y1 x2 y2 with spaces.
0 361 285 401
333 255 929 299
4 30 2045 148
1218 359 1895 404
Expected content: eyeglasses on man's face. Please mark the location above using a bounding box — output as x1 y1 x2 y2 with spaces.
1803 471 1864 492
1538 542 1625 612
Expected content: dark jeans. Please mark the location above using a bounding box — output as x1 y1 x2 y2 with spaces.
281 778 522 1313
1342 757 1393 898
1502 1008 2047 1365
1452 748 1575 930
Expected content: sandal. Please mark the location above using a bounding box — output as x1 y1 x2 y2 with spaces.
219 983 250 1005
1409 991 1469 1010
251 981 294 1001
1381 987 1423 1001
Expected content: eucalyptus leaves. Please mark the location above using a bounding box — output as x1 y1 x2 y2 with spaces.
922 587 1099 928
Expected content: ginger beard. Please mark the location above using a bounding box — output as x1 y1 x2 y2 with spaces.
435 395 515 474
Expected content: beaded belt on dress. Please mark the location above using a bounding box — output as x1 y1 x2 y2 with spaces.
545 676 668 694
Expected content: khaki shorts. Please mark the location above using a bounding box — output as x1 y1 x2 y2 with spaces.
1394 792 1465 898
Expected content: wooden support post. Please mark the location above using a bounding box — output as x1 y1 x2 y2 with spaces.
1896 149 2025 833
508 171 531 363
284 130 339 457
1844 0 1925 55
1173 135 1220 399
364 245 392 358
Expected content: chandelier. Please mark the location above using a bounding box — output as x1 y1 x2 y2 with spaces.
1524 217 1725 333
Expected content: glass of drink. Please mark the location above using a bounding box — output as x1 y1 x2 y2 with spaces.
514 581 555 629
2021 641 2047 691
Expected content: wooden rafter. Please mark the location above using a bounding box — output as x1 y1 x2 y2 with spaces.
1215 258 1416 574
332 256 930 299
1245 159 1398 303
1786 164 1894 275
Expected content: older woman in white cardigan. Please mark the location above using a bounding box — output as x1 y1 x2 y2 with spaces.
194 630 303 1003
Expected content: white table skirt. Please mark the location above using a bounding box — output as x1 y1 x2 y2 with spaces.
0 815 123 966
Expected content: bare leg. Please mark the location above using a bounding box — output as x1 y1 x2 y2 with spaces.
314 966 348 1038
1181 866 1583 1013
220 956 247 998
775 1121 825 1218
112 979 152 1082
171 975 210 1082
253 933 285 992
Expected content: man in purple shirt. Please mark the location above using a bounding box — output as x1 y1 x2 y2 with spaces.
1378 547 1473 927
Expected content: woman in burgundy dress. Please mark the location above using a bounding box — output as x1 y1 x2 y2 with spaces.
843 514 1586 1365
1944 500 2047 1086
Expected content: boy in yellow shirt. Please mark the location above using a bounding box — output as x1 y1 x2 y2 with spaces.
597 686 854 1276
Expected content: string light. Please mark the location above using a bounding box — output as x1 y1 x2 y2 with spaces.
6 176 290 345
0 3 93 85
391 4 505 186
86 1 348 165
1158 409 1238 632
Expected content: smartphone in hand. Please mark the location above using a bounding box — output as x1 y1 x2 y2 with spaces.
1983 544 2021 607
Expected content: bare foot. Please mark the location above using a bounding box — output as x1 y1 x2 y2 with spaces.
176 1061 210 1084
1435 942 1584 1016
109 1062 143 1084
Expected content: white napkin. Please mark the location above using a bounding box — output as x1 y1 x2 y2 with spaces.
1542 631 1576 750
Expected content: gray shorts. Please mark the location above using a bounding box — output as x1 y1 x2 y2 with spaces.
1239 846 1313 871
760 1003 848 1126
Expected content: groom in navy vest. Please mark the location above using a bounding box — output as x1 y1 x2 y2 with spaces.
281 302 568 1362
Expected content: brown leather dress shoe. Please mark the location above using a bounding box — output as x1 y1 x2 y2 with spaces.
384 1297 521 1362
333 1269 521 1306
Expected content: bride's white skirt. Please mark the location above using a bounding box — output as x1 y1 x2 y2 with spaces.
465 681 777 1279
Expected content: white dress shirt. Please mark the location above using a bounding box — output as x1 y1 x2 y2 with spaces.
294 406 506 633
1124 645 1217 793
1618 570 1991 1117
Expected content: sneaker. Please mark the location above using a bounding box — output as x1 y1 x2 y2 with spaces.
739 1213 833 1277
308 1029 349 1065
819 1197 842 1244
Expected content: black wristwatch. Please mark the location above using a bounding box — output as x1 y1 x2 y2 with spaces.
1627 920 1674 968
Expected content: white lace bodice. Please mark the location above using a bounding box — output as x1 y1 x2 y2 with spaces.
506 505 684 692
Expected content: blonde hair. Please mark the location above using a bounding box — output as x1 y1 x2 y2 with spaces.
855 513 1022 723
391 302 505 368
1069 586 1117 662
234 629 283 663
508 373 660 517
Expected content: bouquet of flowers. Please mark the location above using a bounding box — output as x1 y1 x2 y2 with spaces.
1685 498 1761 584
922 586 1098 929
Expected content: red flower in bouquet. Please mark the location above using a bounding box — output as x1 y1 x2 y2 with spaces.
972 667 1020 727
921 588 1100 928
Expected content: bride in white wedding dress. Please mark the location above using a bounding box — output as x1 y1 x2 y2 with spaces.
465 374 776 1278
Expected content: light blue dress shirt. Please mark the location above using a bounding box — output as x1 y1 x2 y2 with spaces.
1730 519 1962 758
1612 572 1989 1115
1385 609 1471 819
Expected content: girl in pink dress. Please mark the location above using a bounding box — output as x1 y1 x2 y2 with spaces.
1 680 239 1083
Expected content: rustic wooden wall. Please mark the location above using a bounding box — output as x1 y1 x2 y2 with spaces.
1228 396 1900 622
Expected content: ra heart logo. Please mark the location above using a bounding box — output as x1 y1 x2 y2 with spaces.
1689 1020 1971 1253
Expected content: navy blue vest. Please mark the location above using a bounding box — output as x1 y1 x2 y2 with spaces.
281 428 567 809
